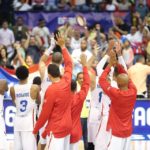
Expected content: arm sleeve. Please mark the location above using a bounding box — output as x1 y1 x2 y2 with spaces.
77 67 90 103
99 66 118 98
118 56 127 71
117 64 127 74
96 55 109 77
62 47 73 83
33 89 55 134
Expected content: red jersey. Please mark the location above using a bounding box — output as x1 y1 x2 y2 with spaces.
33 47 73 138
70 67 90 143
99 64 137 138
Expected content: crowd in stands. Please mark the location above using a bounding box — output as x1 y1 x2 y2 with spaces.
0 0 150 100
11 0 150 12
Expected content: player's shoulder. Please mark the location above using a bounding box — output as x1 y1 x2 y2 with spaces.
31 84 39 91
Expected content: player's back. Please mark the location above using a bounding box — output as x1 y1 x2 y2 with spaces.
45 77 72 137
14 84 36 131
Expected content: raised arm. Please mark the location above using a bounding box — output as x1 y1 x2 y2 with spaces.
115 40 127 71
39 37 55 81
31 84 41 105
56 33 73 83
96 54 109 77
99 50 118 97
77 54 90 102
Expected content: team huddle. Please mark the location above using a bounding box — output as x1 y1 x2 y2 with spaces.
0 33 137 150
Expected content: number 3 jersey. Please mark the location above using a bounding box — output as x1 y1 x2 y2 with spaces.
13 84 37 131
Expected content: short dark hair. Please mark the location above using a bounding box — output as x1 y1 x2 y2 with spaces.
113 66 119 77
48 64 60 78
16 66 29 80
76 72 83 80
52 52 62 64
33 76 41 85
71 80 77 92
136 55 145 62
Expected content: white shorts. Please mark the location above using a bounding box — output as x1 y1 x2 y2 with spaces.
14 131 37 150
46 133 70 150
70 142 79 150
0 115 8 150
108 135 131 150
95 115 110 150
88 107 101 143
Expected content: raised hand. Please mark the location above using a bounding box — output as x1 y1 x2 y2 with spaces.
109 50 117 67
114 40 122 56
80 54 87 67
55 32 65 48
107 39 115 55
93 44 99 57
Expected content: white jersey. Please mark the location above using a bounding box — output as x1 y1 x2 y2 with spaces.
0 94 4 114
14 84 36 131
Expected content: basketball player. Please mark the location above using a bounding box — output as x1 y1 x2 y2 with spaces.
70 54 90 150
33 33 73 150
10 66 40 150
94 41 127 150
38 36 63 150
99 50 137 150
0 79 8 150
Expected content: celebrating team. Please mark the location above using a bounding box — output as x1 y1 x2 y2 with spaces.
0 33 137 150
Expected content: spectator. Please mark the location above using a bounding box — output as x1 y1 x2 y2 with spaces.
13 16 28 41
75 0 89 11
91 0 103 11
105 0 116 11
32 19 50 49
44 0 58 11
65 37 73 54
32 0 46 10
0 21 15 58
26 35 42 63
122 38 134 68
72 39 92 68
0 45 15 69
128 55 150 98
136 0 149 20
126 26 142 45
113 17 130 36
116 0 131 11
71 30 82 50
13 0 32 11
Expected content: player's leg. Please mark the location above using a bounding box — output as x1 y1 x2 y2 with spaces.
47 133 66 150
38 126 47 150
107 135 122 150
64 134 70 150
14 131 22 150
22 131 37 150
81 118 88 150
70 142 79 150
123 136 131 150
0 115 8 150
95 116 110 150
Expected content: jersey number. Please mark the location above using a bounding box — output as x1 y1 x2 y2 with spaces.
20 100 28 112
